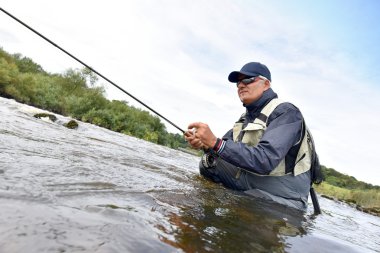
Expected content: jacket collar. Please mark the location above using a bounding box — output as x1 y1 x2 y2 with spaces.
244 88 278 118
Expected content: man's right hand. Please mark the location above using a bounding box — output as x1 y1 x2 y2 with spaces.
186 122 217 149
184 129 208 150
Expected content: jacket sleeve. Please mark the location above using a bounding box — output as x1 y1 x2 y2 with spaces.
218 103 303 175
222 129 234 140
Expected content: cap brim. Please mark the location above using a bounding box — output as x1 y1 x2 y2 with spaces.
228 71 259 82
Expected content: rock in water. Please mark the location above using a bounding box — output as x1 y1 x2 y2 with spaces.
33 113 57 122
64 120 79 129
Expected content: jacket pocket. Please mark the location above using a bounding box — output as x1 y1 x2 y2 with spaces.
241 123 266 146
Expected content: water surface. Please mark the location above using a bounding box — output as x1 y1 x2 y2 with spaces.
0 97 379 253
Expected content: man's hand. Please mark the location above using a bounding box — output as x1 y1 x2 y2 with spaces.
185 122 217 150
184 130 205 150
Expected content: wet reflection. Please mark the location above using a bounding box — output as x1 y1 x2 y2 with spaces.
154 175 308 253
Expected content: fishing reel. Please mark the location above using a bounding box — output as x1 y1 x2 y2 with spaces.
201 151 217 169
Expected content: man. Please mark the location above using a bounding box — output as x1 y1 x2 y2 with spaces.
185 62 320 211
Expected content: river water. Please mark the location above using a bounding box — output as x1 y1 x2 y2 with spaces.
0 96 379 253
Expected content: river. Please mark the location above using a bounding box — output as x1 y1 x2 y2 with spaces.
0 96 379 253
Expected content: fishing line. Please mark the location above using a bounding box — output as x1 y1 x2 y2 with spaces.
0 7 185 133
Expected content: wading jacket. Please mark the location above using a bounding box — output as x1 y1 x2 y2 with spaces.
217 88 308 176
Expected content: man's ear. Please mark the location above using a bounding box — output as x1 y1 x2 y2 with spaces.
263 80 271 91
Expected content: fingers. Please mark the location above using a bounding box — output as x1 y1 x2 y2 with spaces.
187 122 208 138
188 122 202 130
185 122 215 149
184 129 204 150
184 131 193 138
185 134 200 144
188 137 203 149
184 127 198 137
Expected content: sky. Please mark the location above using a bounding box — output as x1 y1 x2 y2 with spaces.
1 0 380 185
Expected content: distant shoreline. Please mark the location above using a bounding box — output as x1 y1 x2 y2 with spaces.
320 194 380 217
316 183 380 217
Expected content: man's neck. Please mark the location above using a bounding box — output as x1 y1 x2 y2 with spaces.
244 88 277 114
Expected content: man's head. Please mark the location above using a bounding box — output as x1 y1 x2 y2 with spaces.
228 62 271 105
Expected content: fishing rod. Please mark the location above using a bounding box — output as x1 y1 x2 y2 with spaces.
0 7 185 134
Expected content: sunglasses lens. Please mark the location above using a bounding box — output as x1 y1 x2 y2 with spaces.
242 78 254 84
237 77 255 86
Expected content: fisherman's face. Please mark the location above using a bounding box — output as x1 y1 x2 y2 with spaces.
237 76 270 105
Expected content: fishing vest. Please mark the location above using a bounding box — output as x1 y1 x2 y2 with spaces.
232 98 312 177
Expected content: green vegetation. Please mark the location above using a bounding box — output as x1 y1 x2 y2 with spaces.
315 166 380 216
0 47 187 149
321 165 380 190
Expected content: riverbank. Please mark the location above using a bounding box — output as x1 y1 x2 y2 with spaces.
315 183 380 217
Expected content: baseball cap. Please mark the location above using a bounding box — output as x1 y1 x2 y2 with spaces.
228 62 271 82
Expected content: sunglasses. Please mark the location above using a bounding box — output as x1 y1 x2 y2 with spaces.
236 75 268 87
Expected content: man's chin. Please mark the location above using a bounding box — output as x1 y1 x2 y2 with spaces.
241 98 256 106
239 97 250 104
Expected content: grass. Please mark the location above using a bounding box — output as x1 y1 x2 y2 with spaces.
315 182 380 216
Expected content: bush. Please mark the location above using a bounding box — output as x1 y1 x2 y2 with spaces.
82 108 115 129
0 48 189 150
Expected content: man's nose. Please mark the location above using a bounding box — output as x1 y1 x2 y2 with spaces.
237 82 246 89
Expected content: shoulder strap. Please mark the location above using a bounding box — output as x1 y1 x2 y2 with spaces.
253 98 285 125
236 112 246 123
